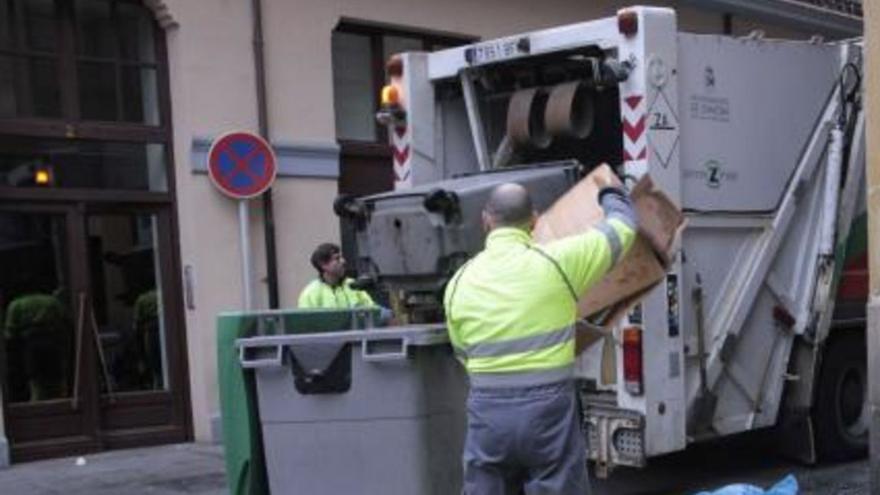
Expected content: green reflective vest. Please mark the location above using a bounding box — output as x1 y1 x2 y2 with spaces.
444 219 635 387
298 278 376 309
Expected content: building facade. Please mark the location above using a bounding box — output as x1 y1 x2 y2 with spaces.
0 0 860 466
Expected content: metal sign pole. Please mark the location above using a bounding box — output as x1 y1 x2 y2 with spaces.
239 200 253 310
866 2 880 491
207 131 276 311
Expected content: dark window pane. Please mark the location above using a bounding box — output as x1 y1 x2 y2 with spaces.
0 136 168 191
23 0 57 52
0 56 21 116
0 0 57 52
332 31 376 141
29 56 60 116
0 55 61 118
121 65 159 125
382 35 423 63
75 0 115 59
78 61 118 121
0 0 12 49
117 2 156 63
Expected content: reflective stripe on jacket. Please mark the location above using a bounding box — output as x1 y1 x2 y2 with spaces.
298 277 376 309
444 217 635 387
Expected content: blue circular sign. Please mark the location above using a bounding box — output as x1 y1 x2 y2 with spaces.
207 131 277 199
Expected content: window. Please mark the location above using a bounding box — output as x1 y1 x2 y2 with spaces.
0 0 62 118
0 0 170 194
0 135 167 191
1 0 163 124
331 31 375 142
331 23 473 143
74 0 160 124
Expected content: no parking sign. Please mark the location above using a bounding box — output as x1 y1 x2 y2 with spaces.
207 131 277 199
206 131 277 309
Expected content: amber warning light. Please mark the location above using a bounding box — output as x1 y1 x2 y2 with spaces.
381 84 400 107
376 55 407 127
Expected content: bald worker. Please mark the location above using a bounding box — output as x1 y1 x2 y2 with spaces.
444 181 637 494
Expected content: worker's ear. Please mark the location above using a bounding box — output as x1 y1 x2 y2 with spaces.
318 261 331 275
481 210 493 233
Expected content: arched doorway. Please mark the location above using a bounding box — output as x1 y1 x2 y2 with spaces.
0 0 190 462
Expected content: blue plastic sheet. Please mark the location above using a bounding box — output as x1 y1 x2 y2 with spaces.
694 475 798 495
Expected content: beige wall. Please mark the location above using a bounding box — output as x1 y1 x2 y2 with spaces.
164 0 269 442
158 0 807 442
868 0 880 297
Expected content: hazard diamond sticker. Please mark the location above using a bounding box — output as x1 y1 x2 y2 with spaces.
647 88 679 169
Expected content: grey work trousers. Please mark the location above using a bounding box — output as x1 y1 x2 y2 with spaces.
462 380 591 495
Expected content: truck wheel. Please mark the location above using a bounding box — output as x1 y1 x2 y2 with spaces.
814 331 869 462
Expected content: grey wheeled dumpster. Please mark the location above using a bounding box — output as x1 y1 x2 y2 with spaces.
237 321 467 495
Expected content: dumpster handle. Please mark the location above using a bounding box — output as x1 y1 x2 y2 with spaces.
239 343 284 369
361 336 410 362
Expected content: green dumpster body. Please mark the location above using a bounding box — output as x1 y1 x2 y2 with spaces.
217 309 379 495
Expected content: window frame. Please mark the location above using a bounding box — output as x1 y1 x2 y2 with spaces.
332 20 475 145
0 0 174 202
0 0 170 140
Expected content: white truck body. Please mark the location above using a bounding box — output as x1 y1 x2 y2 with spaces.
377 6 866 476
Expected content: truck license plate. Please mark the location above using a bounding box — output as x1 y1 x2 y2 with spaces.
467 38 523 65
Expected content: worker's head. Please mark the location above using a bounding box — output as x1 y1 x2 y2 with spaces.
310 243 346 282
482 183 537 232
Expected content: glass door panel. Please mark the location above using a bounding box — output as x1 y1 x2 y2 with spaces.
0 203 188 462
0 210 76 404
86 212 168 395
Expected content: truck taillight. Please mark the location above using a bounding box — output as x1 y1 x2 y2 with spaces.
617 10 638 38
622 326 643 395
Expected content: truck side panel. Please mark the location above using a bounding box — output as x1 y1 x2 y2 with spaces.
676 34 846 439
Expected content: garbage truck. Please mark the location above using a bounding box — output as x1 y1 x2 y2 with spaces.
334 6 867 477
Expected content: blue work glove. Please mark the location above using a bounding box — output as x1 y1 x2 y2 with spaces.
598 186 637 228
378 306 394 326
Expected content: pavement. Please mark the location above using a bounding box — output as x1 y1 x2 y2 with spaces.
0 440 870 494
0 443 227 495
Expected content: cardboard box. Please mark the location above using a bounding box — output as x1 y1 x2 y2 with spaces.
533 165 684 380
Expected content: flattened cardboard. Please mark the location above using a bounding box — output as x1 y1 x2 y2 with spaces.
533 164 684 381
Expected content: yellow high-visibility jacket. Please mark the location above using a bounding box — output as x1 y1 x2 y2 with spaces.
298 278 376 309
444 218 635 388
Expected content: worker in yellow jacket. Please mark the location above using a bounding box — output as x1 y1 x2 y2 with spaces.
298 243 377 309
444 181 636 494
